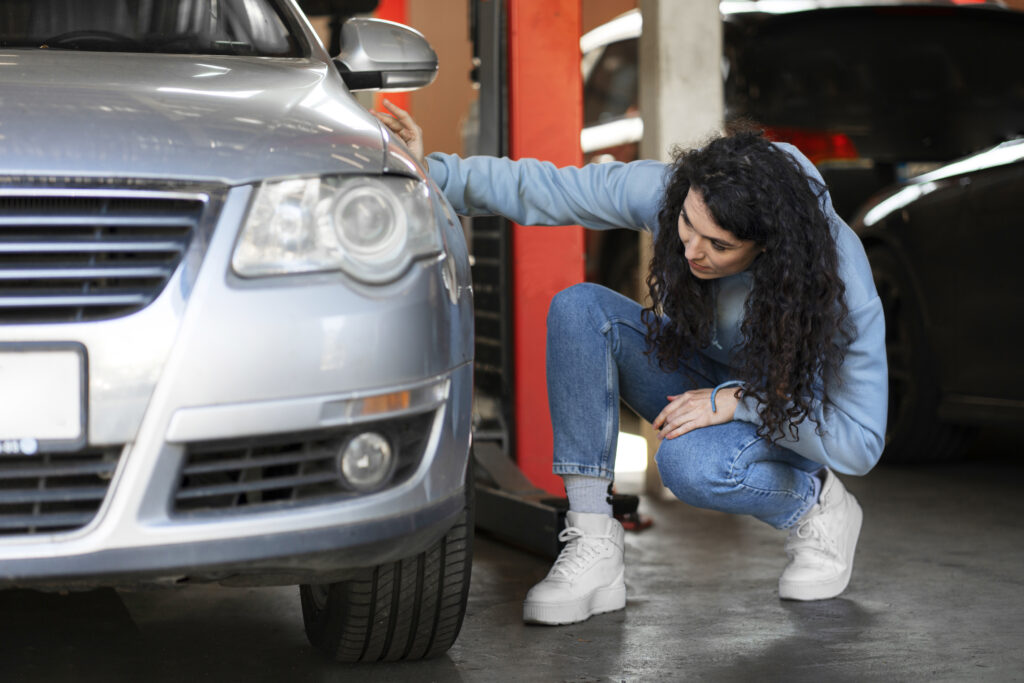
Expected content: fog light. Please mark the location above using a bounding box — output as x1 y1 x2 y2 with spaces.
338 432 394 491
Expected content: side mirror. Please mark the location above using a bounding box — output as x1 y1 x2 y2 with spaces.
334 18 438 92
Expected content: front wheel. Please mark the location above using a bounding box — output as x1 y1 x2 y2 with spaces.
299 461 474 662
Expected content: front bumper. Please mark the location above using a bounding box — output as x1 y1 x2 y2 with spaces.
0 486 465 589
0 182 475 588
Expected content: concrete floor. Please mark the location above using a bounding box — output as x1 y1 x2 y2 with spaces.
2 428 1023 682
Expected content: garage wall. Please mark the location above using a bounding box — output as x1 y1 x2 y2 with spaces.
407 0 475 156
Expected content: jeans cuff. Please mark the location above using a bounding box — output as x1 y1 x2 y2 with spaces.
552 463 615 480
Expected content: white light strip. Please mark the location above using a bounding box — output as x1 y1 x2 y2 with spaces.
581 117 644 154
863 139 1024 226
862 181 940 226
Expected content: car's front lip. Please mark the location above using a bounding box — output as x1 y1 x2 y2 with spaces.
0 484 466 589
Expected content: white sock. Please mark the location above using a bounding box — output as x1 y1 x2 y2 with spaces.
562 474 613 516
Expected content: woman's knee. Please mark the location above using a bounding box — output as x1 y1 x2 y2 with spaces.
547 282 611 334
654 432 734 507
548 282 602 317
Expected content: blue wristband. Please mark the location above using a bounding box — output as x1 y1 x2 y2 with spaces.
710 380 744 413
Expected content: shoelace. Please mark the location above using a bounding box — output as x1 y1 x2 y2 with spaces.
787 515 839 557
549 526 610 579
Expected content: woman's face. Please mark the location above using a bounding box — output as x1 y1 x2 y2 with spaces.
677 188 762 279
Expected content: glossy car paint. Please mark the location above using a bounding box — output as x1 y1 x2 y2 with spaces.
0 2 473 585
854 139 1024 423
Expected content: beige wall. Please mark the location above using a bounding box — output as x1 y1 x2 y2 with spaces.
408 0 476 156
583 0 636 32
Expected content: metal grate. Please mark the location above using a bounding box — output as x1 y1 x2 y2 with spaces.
469 215 514 452
174 413 436 514
0 192 203 323
0 447 122 535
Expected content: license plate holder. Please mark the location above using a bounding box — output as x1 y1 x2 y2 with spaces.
0 343 87 454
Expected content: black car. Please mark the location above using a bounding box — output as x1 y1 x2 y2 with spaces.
853 139 1024 461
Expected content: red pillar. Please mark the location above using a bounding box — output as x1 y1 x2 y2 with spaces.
507 1 585 494
373 0 411 112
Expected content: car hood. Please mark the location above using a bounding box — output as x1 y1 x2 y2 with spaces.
0 50 389 184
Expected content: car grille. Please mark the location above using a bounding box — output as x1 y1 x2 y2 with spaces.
0 446 122 535
174 413 435 514
0 189 205 323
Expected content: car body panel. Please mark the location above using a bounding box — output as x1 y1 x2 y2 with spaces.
854 139 1024 421
0 51 389 184
0 1 474 588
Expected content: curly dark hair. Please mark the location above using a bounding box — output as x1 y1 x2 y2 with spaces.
643 131 851 443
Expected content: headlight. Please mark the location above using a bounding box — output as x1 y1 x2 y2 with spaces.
232 175 441 283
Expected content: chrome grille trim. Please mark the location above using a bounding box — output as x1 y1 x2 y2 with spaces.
0 186 211 323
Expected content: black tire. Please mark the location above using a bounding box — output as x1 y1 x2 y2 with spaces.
868 247 975 462
299 459 474 662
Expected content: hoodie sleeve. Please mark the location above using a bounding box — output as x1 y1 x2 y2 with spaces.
426 152 669 234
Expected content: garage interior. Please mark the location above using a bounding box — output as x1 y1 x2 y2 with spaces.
3 0 1023 680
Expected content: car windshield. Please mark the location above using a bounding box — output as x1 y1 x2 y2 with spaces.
0 0 302 57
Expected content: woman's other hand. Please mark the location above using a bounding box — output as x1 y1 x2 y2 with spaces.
373 98 424 165
652 387 739 440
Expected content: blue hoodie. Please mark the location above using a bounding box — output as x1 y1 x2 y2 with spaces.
426 144 887 476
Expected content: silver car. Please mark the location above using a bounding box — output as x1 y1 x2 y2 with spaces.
0 0 474 663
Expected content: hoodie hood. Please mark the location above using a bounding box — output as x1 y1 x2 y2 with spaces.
0 50 387 184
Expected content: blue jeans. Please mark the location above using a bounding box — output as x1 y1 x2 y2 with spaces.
546 283 821 530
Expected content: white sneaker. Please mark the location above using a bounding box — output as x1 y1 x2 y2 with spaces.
779 468 863 601
522 511 626 625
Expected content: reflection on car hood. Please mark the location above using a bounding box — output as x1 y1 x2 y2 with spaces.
859 138 1024 227
0 50 386 184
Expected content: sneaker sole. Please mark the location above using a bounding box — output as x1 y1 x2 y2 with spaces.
523 581 626 625
779 495 864 601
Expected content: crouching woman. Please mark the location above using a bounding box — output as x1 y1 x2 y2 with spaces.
377 101 887 625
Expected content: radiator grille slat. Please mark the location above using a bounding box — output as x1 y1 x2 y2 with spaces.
0 265 171 280
0 512 97 530
0 293 150 308
0 460 117 479
0 190 204 323
0 447 122 536
0 214 199 228
182 449 336 476
176 472 342 501
0 486 108 504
